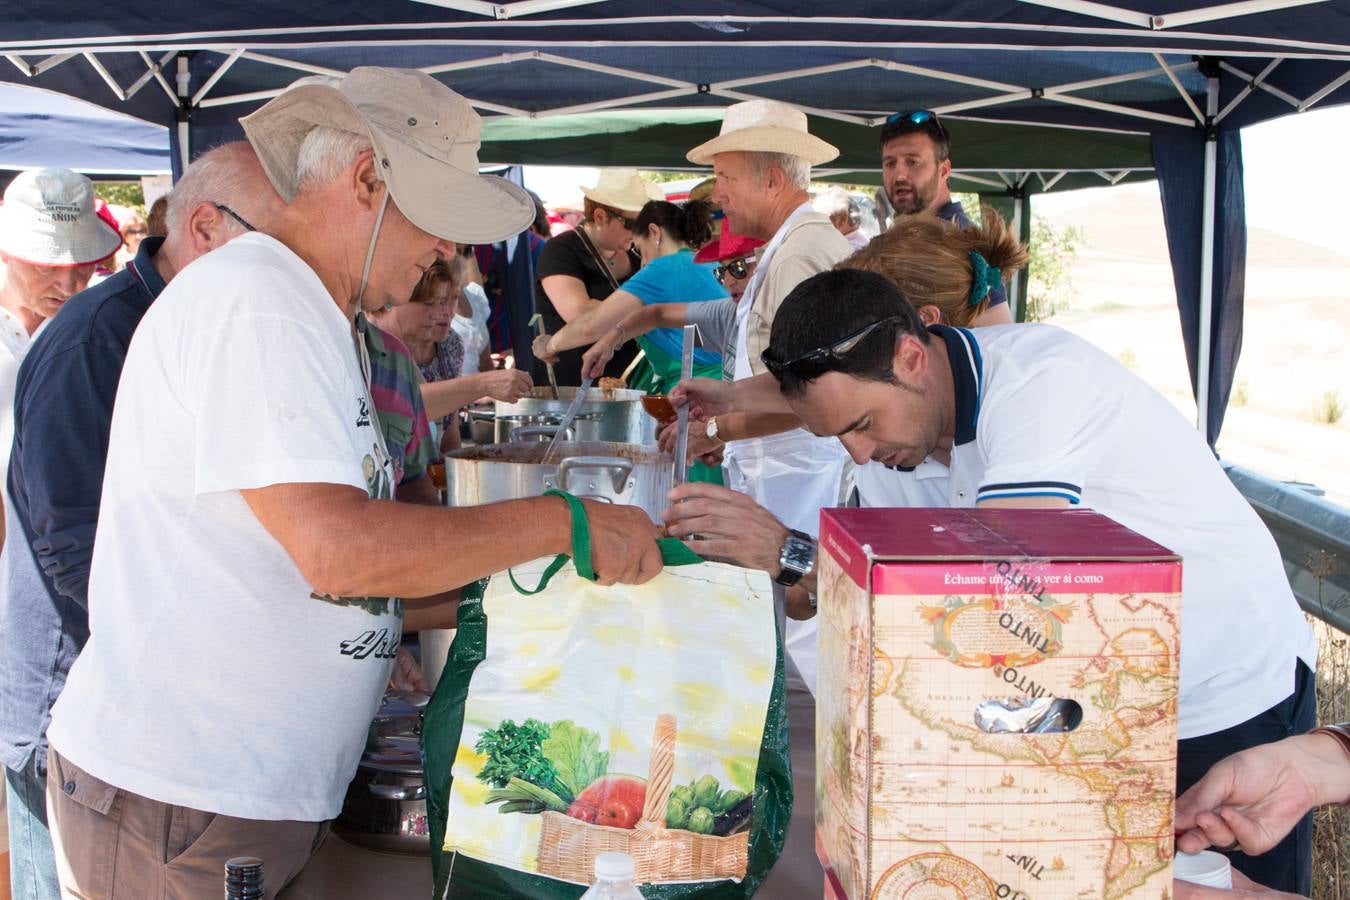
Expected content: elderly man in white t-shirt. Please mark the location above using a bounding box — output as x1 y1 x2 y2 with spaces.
672 268 1318 896
42 68 662 900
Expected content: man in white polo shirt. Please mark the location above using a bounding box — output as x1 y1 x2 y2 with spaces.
667 268 1317 895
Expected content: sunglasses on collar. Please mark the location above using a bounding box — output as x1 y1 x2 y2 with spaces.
761 316 904 380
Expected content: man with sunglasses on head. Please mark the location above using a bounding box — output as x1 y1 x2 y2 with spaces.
880 109 1012 323
672 268 1318 896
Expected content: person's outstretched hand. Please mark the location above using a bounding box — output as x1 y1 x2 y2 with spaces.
1176 733 1349 856
669 378 735 421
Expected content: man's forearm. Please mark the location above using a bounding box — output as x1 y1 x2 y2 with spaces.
243 486 572 600
718 411 803 443
731 373 794 415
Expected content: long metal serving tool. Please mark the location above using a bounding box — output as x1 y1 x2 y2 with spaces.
672 325 696 487
528 313 559 399
541 376 592 465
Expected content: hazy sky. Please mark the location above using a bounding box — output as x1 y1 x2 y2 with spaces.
524 103 1350 259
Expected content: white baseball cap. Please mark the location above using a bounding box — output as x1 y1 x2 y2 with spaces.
0 168 122 266
241 67 535 245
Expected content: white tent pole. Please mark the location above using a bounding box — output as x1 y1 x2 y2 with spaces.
1196 70 1220 439
175 55 191 176
1010 192 1025 321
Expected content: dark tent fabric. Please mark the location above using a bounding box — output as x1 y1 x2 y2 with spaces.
1155 125 1248 447
4 1 1348 440
0 84 168 176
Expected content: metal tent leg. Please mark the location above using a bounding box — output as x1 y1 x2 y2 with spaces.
1196 72 1220 440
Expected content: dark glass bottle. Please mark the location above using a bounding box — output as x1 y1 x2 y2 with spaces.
224 857 264 900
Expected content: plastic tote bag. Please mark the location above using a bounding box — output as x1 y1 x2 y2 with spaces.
423 491 791 898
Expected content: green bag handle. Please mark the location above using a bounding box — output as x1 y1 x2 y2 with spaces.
507 489 702 595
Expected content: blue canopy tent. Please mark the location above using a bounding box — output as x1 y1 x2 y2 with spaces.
2 1 1347 445
0 83 168 178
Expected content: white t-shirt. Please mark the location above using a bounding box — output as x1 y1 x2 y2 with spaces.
47 233 400 822
855 324 1316 740
451 282 491 375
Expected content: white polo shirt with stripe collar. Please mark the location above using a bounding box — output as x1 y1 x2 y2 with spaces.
855 323 1316 741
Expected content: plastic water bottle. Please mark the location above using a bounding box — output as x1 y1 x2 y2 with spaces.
579 852 645 899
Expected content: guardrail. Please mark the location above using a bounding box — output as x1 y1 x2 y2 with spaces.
1226 464 1350 634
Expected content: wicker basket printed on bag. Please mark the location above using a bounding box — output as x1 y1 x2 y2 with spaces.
536 714 750 884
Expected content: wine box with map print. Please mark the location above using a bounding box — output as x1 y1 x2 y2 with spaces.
815 507 1182 900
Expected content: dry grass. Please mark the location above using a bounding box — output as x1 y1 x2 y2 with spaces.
1310 614 1350 898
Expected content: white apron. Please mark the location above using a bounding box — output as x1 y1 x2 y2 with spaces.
722 204 847 696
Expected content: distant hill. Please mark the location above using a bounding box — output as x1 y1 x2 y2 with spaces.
1036 184 1350 269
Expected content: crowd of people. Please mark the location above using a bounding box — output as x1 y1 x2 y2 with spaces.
0 63 1329 900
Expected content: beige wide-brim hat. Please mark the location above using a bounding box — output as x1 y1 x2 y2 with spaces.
241 67 535 245
579 168 657 214
687 99 838 167
0 168 122 266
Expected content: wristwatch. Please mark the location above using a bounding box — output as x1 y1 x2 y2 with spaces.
775 529 816 587
706 416 724 445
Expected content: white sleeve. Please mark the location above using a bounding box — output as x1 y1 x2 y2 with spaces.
185 312 367 495
975 358 1117 506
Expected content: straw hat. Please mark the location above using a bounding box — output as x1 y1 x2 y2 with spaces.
0 169 122 267
579 169 656 214
687 99 838 166
241 67 535 244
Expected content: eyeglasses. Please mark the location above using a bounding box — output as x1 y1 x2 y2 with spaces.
598 207 637 231
761 316 904 380
713 257 751 285
214 203 257 233
884 109 949 139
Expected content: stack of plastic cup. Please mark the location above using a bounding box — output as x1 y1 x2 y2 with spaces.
1174 850 1233 888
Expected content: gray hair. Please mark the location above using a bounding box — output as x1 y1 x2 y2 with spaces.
295 126 374 194
165 141 272 237
747 151 811 191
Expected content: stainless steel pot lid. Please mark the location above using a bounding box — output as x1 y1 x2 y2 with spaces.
517 386 645 403
445 440 666 465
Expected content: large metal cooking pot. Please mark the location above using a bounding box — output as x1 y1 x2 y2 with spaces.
335 693 430 854
443 440 673 522
495 386 656 446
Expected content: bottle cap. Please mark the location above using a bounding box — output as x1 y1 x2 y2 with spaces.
1174 850 1232 888
595 851 636 881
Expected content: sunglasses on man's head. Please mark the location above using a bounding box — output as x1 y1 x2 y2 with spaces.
761 316 904 380
713 257 751 285
884 109 949 139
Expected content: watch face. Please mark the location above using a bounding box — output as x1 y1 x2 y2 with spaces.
782 535 814 571
705 418 718 439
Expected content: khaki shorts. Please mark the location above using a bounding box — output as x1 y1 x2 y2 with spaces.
46 747 327 900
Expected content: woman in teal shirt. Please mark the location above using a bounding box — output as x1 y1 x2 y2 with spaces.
534 198 725 393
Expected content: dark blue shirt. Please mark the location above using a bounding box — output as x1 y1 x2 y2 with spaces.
0 236 166 773
934 199 1009 309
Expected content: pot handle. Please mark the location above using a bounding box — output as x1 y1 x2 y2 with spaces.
367 783 427 801
556 455 633 494
509 425 574 443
